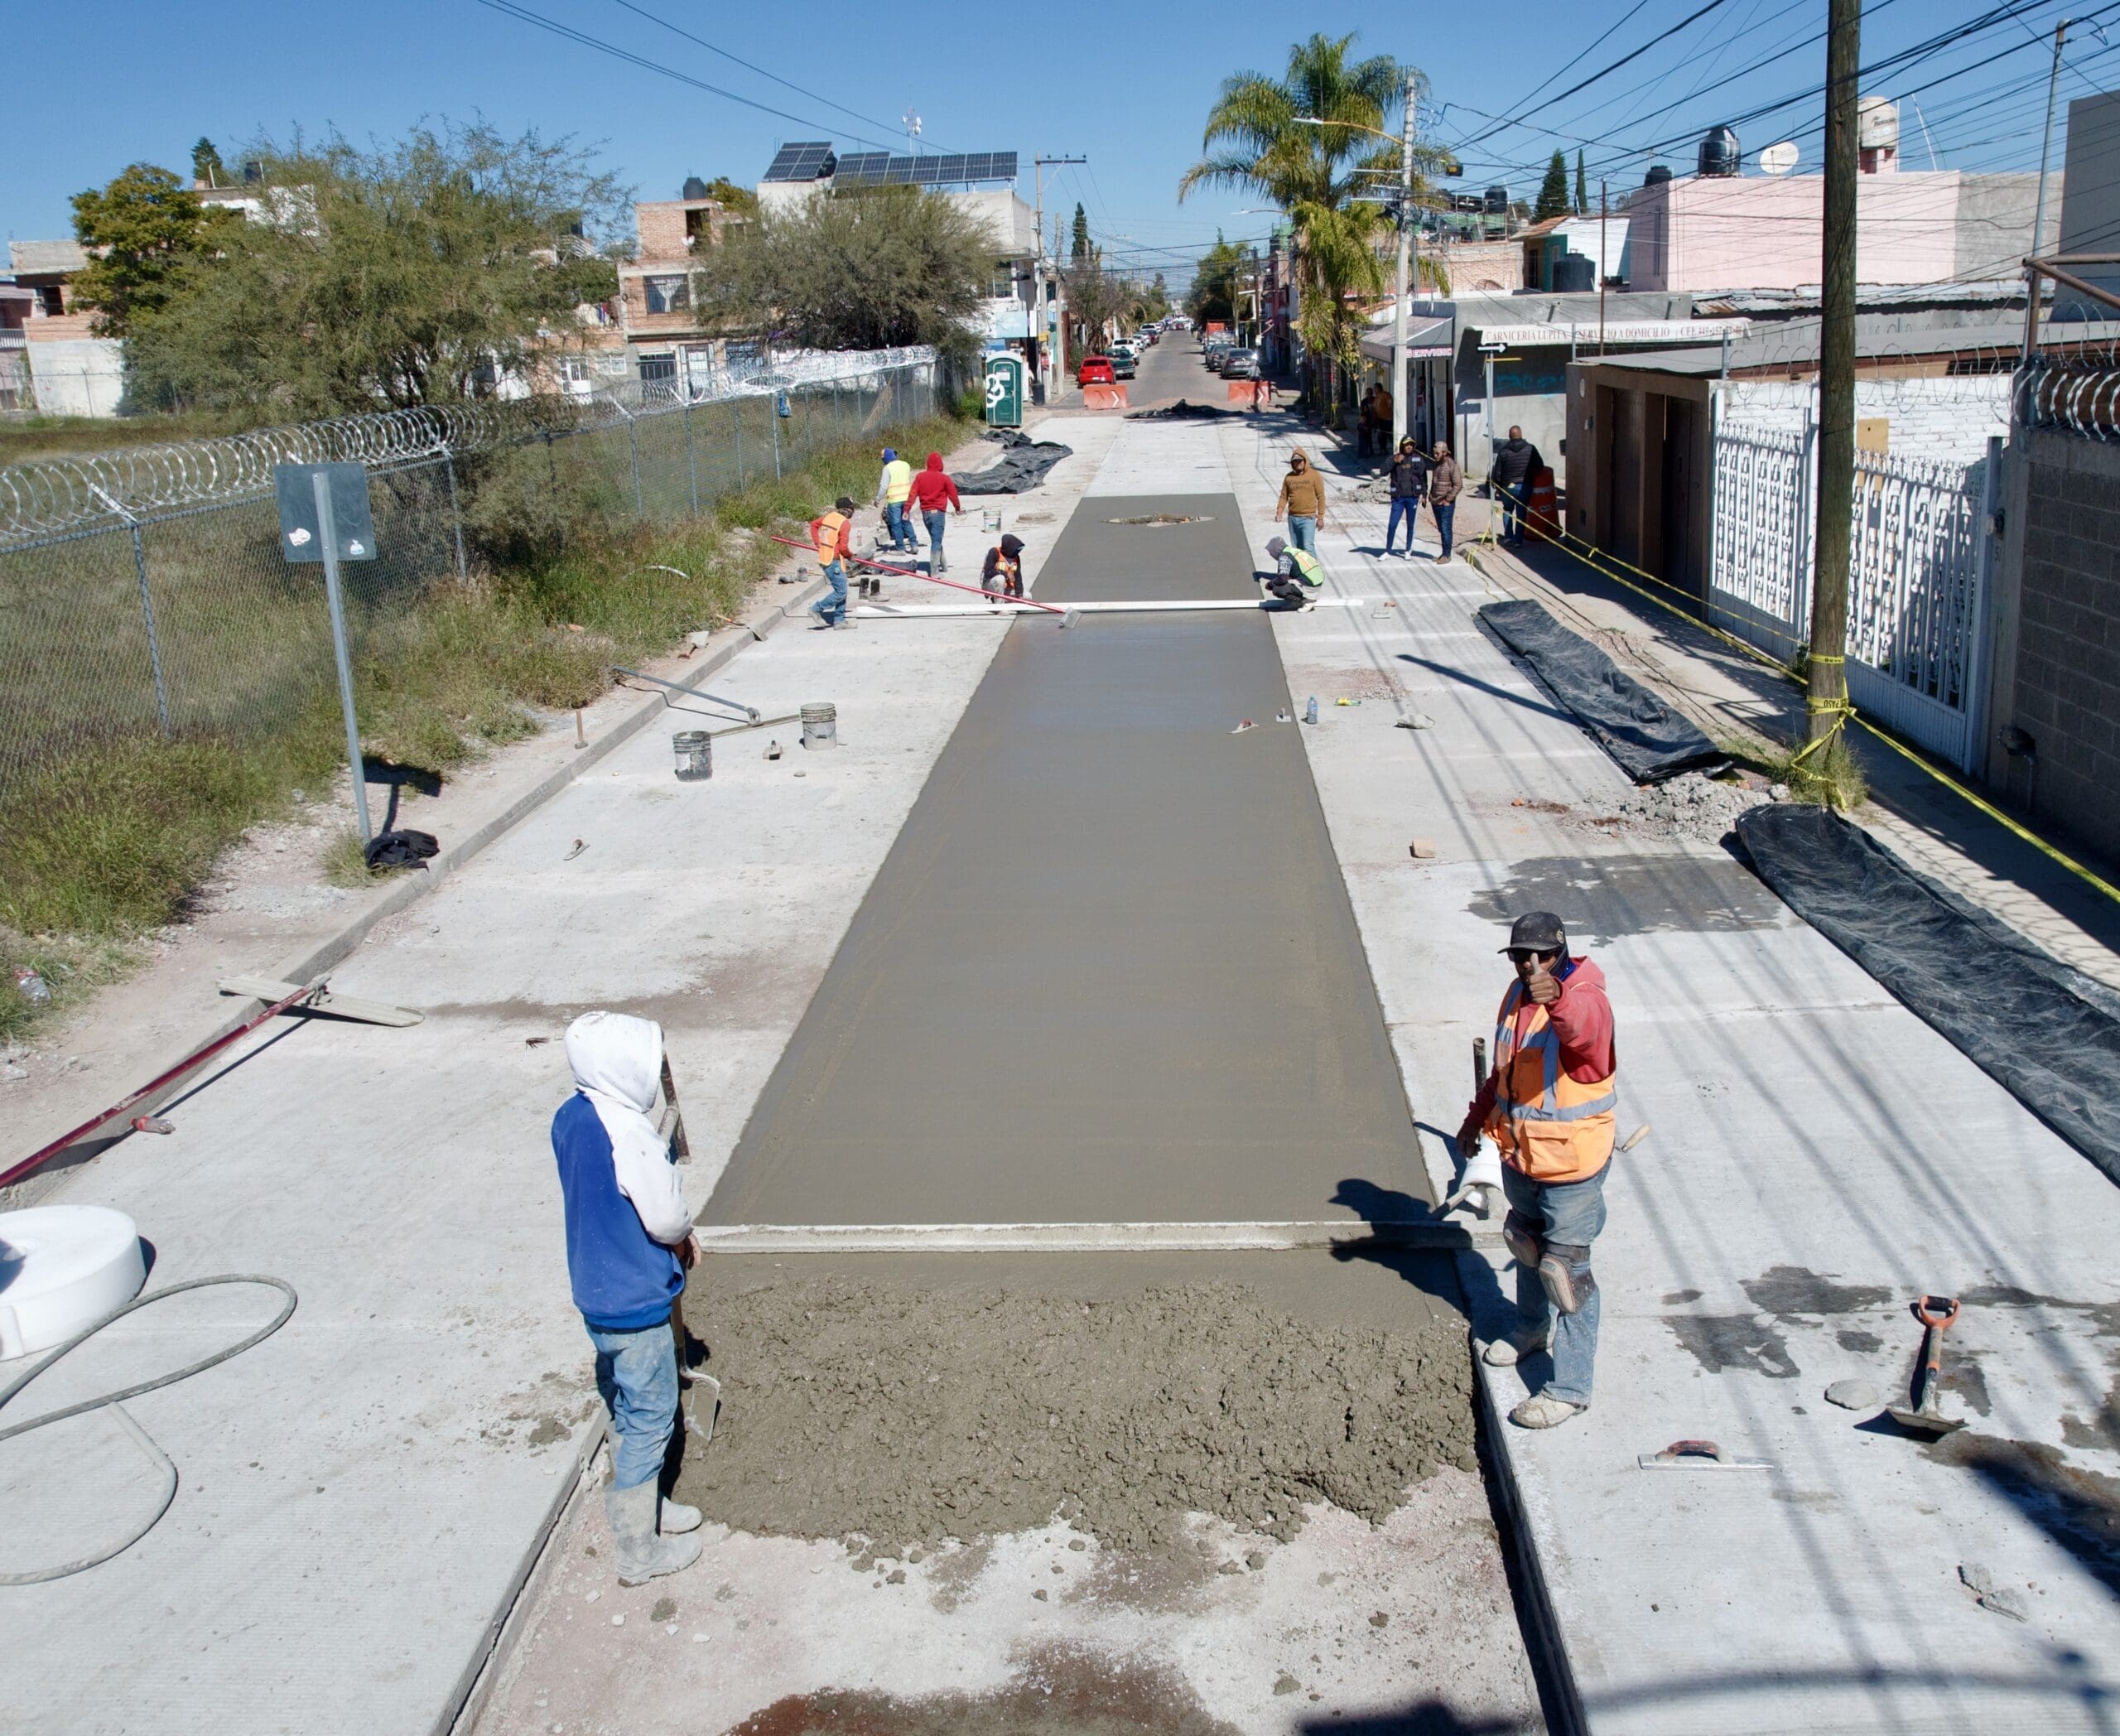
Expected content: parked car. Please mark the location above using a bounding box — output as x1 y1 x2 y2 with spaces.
1077 355 1115 386
1222 348 1261 379
1111 349 1138 379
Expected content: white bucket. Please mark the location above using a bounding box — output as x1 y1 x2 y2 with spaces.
801 702 837 750
0 1205 146 1360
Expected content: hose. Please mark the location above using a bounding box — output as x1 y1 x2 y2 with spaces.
0 1274 297 1584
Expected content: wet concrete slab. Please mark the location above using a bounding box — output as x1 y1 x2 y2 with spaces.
709 493 1429 1229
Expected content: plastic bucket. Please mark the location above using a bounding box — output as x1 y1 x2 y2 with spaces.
672 729 712 781
800 702 837 750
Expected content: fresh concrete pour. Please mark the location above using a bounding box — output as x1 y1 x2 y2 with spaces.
709 494 1430 1228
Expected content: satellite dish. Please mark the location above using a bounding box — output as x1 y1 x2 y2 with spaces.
1758 141 1800 176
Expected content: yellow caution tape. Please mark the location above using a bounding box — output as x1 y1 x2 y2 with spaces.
1496 507 2120 910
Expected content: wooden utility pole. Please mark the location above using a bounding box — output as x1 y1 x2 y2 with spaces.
1808 0 1862 745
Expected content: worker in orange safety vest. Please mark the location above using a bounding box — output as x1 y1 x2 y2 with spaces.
808 495 855 629
1456 910 1616 1431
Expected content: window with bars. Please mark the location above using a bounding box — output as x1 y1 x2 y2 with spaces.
643 274 691 315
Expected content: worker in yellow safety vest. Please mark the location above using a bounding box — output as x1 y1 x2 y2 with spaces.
874 448 918 552
1261 534 1323 605
1455 910 1617 1431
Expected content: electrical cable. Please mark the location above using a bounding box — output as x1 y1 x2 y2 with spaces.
0 1275 299 1585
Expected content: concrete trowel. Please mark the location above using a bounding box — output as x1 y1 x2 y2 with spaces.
1887 1295 1967 1437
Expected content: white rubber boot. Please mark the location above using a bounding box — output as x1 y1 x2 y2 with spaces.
659 1495 704 1535
605 1480 701 1585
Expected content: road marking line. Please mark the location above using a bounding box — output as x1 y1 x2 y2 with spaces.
693 1219 1486 1253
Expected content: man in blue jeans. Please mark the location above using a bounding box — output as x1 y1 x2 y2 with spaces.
554 1010 706 1584
1490 425 1544 546
1457 911 1616 1430
1274 447 1327 553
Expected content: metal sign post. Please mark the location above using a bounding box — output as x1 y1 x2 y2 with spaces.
275 461 378 846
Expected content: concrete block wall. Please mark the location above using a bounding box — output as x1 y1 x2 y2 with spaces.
1718 375 2010 462
1986 425 2120 864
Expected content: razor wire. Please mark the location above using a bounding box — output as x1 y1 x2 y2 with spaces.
2016 335 2120 437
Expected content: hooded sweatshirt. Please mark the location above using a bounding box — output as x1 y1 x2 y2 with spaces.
982 534 1025 586
552 1010 691 1330
905 451 960 513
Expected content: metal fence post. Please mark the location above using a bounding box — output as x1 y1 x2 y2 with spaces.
772 402 783 479
313 472 374 847
803 388 814 458
441 449 470 581
89 485 171 740
1962 434 2006 775
625 406 644 519
683 396 700 517
734 400 745 489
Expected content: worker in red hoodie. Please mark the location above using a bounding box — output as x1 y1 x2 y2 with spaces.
1457 910 1616 1431
904 451 964 574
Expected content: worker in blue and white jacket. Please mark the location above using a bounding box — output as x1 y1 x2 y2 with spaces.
553 1010 704 1586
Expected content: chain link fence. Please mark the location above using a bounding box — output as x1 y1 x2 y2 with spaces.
0 350 942 799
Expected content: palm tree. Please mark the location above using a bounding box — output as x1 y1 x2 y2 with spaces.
1180 34 1447 417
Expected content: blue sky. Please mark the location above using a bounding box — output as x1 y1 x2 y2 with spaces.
8 0 2109 283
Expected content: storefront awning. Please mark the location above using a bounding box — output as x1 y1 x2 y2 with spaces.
1357 316 1454 365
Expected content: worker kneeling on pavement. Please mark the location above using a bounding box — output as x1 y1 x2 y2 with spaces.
1261 533 1323 606
554 1011 706 1584
1457 912 1616 1431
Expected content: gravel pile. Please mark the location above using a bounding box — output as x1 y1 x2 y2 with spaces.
676 1276 1472 1555
1587 772 1772 845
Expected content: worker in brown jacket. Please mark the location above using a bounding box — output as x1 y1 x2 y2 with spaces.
1273 449 1327 553
1427 443 1462 562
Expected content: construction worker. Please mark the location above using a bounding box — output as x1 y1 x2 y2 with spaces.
904 451 963 573
981 533 1026 598
1456 911 1616 1431
1262 533 1324 604
552 1011 705 1585
809 494 855 629
875 447 918 552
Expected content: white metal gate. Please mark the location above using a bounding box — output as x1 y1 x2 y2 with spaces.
1707 416 1999 772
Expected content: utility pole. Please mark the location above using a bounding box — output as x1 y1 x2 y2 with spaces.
1391 68 1419 451
1597 181 1609 357
1809 0 1861 750
1034 156 1086 402
2024 18 2071 364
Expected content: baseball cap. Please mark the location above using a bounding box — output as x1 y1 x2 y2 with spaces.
1501 911 1568 953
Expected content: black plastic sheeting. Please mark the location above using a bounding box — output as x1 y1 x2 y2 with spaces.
1477 599 1726 784
1125 399 1227 421
956 429 1074 494
1738 803 2120 1189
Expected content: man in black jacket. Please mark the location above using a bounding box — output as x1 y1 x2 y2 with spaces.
1491 427 1544 545
1385 437 1428 557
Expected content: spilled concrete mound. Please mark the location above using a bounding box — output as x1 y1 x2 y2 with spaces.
677 1276 1473 1555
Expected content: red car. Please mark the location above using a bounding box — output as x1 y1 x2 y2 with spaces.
1077 355 1115 386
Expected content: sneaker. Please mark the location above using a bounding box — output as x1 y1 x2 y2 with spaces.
1482 1326 1551 1367
1509 1393 1586 1430
831 617 855 629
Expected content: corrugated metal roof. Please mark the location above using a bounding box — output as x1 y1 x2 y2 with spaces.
9 239 88 275
1578 316 2036 377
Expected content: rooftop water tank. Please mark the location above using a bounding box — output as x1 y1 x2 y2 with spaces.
1698 126 1742 177
682 175 710 200
1643 163 1674 189
1857 97 1900 173
1553 251 1597 293
1483 185 1510 215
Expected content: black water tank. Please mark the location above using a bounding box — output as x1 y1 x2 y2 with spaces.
1554 252 1597 293
682 175 709 200
1483 184 1509 215
1698 126 1741 177
1644 162 1674 189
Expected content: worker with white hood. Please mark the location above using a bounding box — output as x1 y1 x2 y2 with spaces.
553 1010 705 1584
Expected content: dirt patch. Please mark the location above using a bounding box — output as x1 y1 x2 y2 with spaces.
675 1276 1472 1555
1289 665 1404 703
1742 1266 1893 1320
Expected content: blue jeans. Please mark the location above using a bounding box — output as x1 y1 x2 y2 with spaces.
1496 483 1530 542
883 501 917 550
1502 1161 1607 1407
1433 500 1456 560
923 509 948 568
588 1320 678 1490
1385 497 1420 553
810 560 849 624
1286 514 1318 553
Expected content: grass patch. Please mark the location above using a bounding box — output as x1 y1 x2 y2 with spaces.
0 407 268 466
1722 729 1870 812
0 403 975 1042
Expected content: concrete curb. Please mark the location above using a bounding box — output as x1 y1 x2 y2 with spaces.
22 571 829 1181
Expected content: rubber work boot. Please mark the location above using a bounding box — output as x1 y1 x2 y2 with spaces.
659 1495 704 1535
1510 1393 1586 1430
1482 1325 1550 1367
605 1480 701 1585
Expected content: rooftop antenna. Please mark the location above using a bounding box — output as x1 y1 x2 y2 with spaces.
903 108 922 152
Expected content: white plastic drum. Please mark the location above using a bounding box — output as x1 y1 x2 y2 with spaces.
0 1205 146 1361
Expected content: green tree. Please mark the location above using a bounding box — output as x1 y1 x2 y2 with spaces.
703 176 759 218
69 164 234 338
1187 234 1246 325
193 137 229 188
1145 272 1171 321
1535 151 1571 222
128 122 625 415
1574 150 1588 216
1178 33 1443 414
693 186 987 357
1071 202 1090 263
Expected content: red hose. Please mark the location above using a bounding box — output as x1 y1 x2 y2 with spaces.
768 535 1067 616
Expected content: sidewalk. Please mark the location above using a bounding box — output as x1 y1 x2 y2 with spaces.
1218 412 2120 1734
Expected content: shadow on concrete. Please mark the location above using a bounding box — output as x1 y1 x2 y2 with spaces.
1296 1707 1532 1734
1933 1430 2120 1603
1395 652 1578 726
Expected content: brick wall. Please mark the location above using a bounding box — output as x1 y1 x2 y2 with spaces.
1434 241 1521 294
1988 425 2120 863
1719 375 2011 462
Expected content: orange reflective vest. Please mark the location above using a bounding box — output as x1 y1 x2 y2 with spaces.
812 511 850 567
1483 980 1616 1183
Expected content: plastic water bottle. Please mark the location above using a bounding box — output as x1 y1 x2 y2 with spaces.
1304 696 1319 725
14 965 51 1007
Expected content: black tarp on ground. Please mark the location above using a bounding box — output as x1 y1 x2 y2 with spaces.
955 429 1074 494
1125 399 1227 421
1737 803 2120 1189
1477 599 1726 784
